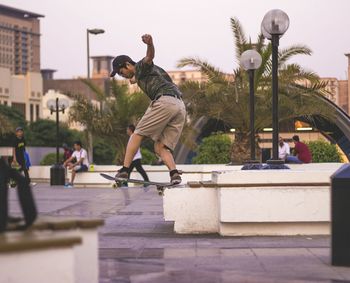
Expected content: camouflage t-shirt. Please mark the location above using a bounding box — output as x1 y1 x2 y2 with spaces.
135 59 182 101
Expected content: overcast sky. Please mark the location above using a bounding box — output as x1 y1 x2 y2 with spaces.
2 0 350 79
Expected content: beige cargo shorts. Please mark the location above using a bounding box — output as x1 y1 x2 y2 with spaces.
134 95 186 151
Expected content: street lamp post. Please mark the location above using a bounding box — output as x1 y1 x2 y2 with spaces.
261 9 290 169
86 28 104 163
47 97 69 185
240 49 262 162
87 28 105 79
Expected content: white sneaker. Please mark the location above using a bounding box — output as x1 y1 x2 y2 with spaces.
64 183 73 188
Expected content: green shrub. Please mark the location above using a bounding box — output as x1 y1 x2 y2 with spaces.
306 140 343 163
93 139 117 165
141 148 157 165
193 133 231 164
40 153 64 165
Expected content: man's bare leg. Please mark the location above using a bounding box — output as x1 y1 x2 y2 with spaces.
71 170 76 184
154 142 176 170
123 133 144 168
154 142 181 184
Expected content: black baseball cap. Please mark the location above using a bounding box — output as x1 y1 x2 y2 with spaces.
110 55 133 77
15 127 23 132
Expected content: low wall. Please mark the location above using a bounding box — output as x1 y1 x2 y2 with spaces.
28 163 344 185
0 146 57 165
163 164 343 236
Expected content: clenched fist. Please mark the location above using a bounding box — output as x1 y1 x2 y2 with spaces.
142 34 153 45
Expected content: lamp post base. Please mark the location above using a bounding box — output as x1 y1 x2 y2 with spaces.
50 164 66 186
263 159 290 170
241 160 263 170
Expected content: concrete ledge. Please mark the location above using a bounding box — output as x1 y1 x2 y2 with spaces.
164 187 219 234
219 222 330 236
0 231 81 253
0 231 81 283
219 186 329 222
163 165 340 236
8 217 104 283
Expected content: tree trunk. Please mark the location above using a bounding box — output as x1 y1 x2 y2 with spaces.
87 131 93 164
230 132 261 164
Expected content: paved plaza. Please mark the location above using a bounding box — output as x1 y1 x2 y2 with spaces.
7 184 350 283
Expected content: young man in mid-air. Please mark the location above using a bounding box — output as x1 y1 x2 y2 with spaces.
110 34 186 184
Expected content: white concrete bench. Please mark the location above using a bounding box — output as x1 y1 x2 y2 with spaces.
6 217 104 283
0 230 82 283
163 164 343 236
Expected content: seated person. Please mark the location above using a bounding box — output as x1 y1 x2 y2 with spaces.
63 141 89 188
278 136 290 161
286 135 312 164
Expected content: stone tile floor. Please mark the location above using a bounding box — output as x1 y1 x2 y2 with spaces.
8 184 350 283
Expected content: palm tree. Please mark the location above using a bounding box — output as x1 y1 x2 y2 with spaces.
69 79 149 164
178 17 334 163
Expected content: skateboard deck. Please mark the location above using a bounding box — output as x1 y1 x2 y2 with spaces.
100 173 181 195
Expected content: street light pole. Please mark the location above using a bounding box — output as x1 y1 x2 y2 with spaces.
248 69 255 160
87 30 90 79
86 28 105 163
261 9 290 169
86 28 105 79
240 49 262 170
55 97 59 164
47 98 69 185
271 34 279 160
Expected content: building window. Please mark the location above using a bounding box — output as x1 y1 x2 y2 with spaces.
31 91 35 97
37 92 41 97
12 103 26 119
4 101 7 106
30 104 34 122
4 88 8 94
36 104 40 120
0 87 2 93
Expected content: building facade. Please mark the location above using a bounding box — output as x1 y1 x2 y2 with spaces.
0 67 43 122
0 4 43 75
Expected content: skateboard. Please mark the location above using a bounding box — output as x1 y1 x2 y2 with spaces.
100 173 181 196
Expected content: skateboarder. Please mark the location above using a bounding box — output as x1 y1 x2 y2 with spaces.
110 34 186 184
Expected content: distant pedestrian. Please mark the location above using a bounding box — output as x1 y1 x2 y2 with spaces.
63 141 89 188
278 136 290 161
12 127 30 184
126 125 149 184
286 135 312 164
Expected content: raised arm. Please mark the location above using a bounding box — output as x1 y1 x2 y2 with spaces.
141 34 155 64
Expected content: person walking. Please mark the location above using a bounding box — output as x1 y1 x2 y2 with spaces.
110 34 186 184
126 125 150 184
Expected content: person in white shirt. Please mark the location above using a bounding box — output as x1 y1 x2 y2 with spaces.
278 136 290 161
63 141 89 188
126 125 149 185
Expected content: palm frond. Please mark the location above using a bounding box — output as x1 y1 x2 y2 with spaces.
230 17 247 62
177 57 227 84
278 45 312 67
